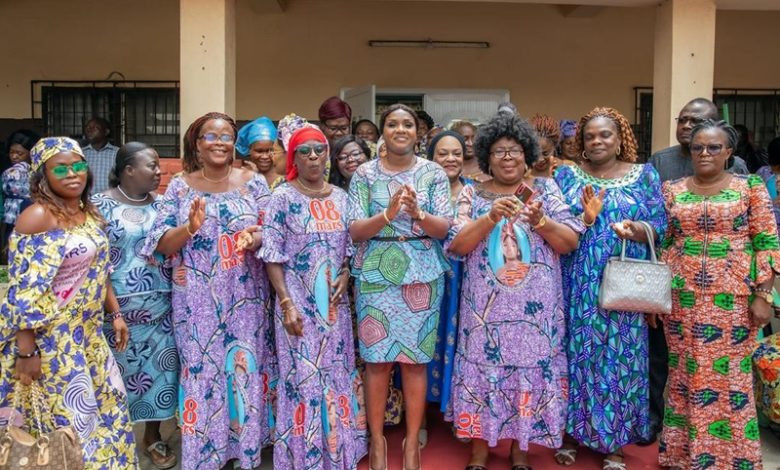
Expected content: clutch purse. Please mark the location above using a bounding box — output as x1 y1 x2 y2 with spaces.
599 221 672 315
0 383 83 470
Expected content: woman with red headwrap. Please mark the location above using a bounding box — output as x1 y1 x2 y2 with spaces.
260 126 367 469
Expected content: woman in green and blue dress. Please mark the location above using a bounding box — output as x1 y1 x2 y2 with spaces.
348 104 452 470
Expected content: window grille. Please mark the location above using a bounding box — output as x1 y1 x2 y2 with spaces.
634 87 780 159
32 80 180 157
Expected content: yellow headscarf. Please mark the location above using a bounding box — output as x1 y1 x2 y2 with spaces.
30 137 84 172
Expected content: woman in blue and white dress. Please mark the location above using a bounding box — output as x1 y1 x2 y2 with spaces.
93 142 179 469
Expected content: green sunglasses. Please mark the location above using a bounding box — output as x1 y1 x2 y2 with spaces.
51 161 89 179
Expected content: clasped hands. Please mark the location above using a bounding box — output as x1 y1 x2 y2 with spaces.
385 184 425 221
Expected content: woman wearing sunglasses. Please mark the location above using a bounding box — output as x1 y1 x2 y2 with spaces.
0 137 138 468
329 135 370 190
142 112 276 470
349 104 452 470
658 120 779 470
260 126 367 469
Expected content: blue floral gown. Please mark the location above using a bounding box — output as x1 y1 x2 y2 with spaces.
554 164 667 453
141 175 276 470
259 184 368 469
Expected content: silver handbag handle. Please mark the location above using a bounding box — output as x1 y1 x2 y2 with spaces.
618 221 658 263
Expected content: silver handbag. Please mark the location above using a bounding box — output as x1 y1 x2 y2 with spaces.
599 221 672 314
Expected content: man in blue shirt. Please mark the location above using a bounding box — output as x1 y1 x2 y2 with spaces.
82 117 118 193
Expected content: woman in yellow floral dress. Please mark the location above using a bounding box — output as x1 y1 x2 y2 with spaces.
660 120 779 470
0 137 138 469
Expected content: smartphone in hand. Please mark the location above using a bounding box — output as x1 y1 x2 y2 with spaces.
515 183 535 204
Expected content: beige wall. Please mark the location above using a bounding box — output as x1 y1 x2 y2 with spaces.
714 10 780 89
0 0 179 118
1 0 779 125
236 0 656 121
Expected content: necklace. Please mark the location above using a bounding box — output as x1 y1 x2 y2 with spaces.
201 166 232 183
689 173 730 190
117 185 149 202
296 178 327 192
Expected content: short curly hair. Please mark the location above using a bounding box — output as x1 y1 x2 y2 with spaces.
475 112 540 174
575 107 638 163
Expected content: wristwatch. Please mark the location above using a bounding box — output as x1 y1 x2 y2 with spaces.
755 288 774 305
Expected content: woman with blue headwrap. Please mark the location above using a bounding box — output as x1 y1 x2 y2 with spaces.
237 116 285 190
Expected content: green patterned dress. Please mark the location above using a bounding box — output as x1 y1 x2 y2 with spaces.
348 157 452 364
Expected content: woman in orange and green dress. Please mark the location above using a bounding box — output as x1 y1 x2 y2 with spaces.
660 119 779 469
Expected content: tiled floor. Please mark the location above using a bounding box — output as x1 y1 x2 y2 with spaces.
135 416 780 469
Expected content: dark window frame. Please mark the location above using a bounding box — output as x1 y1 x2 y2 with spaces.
31 80 180 157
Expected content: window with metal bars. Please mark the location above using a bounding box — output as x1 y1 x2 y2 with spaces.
32 81 180 157
634 87 780 160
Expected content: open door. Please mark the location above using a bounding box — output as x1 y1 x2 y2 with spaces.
340 85 376 123
423 90 510 126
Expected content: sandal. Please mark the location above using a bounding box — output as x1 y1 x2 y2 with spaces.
554 447 577 466
603 452 627 470
510 448 532 470
145 441 177 469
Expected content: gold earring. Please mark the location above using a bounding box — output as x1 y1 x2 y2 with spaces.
616 147 621 156
581 151 588 161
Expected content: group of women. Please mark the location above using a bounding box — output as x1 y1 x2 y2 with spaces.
0 100 776 470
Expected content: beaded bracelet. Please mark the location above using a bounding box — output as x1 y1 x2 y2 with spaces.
106 311 123 322
16 347 40 359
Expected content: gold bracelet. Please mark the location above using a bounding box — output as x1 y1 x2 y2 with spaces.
487 212 500 225
383 209 392 224
581 214 595 227
185 224 197 237
279 298 293 308
415 209 426 221
533 215 547 230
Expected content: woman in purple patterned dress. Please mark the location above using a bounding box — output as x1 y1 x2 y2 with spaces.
141 112 275 470
446 111 582 470
260 127 367 469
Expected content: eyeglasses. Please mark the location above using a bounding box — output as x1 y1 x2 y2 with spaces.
295 143 328 157
490 147 525 159
199 132 235 143
336 150 365 162
51 161 89 179
675 116 705 126
690 143 726 156
324 124 350 134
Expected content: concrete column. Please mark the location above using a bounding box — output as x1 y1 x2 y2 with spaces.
651 0 716 152
180 0 236 138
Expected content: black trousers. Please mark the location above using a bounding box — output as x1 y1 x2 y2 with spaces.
647 320 669 437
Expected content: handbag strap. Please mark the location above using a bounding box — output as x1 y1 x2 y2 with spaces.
618 221 658 263
5 383 46 436
639 221 659 263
